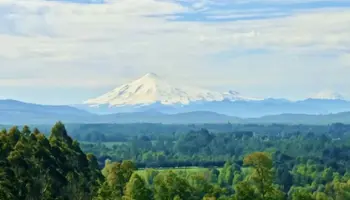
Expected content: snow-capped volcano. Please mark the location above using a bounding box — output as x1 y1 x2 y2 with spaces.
77 76 350 117
310 90 345 100
84 73 250 107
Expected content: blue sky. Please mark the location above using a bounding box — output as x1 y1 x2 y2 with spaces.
0 0 350 104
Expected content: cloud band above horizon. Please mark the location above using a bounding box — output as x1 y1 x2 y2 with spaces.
0 0 349 104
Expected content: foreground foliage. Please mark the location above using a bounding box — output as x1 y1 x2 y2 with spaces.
0 122 103 200
1 122 350 200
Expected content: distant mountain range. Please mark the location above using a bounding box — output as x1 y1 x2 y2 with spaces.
78 73 260 115
1 73 350 125
77 73 350 117
2 99 350 125
0 99 95 124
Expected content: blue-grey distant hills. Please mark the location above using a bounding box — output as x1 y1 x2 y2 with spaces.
3 99 350 125
0 99 95 124
76 98 350 118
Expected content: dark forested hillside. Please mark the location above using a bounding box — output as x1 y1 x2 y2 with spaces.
0 122 103 199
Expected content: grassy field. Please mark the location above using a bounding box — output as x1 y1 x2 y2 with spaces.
137 167 220 178
79 141 158 148
80 141 126 148
137 166 250 179
138 166 213 172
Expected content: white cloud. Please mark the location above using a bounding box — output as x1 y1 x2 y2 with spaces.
0 0 349 100
340 53 350 66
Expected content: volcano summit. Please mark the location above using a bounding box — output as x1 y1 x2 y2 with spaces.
84 73 251 107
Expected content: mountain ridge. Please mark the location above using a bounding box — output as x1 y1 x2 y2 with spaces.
80 73 349 117
2 99 350 125
1 73 350 124
310 90 346 100
84 73 253 107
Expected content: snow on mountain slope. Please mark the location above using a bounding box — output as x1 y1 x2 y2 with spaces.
84 73 251 107
310 90 345 100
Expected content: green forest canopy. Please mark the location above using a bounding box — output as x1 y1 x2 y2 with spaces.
1 122 350 199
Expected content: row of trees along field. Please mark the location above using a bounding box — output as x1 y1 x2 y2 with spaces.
1 122 350 199
80 126 350 171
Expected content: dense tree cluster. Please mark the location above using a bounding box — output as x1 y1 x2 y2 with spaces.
71 123 350 142
2 122 350 199
80 126 350 170
94 152 350 200
0 122 102 200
